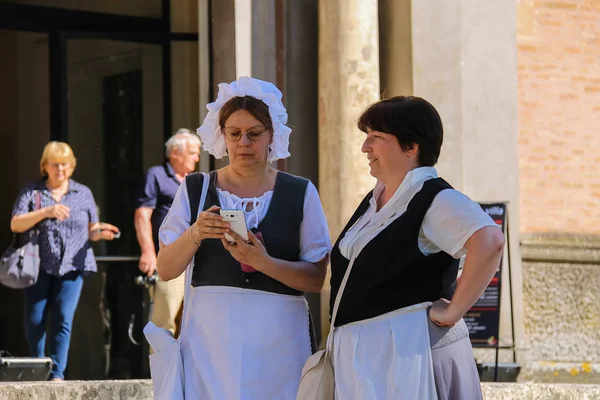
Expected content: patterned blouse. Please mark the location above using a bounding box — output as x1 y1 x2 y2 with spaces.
12 179 99 276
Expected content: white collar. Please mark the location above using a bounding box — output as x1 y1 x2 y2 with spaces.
339 166 439 260
371 167 438 213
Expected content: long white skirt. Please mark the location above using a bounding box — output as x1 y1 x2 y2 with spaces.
179 286 312 400
331 302 438 400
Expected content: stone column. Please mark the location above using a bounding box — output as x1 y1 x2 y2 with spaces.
198 0 211 172
380 0 527 365
234 0 252 78
318 0 379 340
208 0 237 170
209 0 279 170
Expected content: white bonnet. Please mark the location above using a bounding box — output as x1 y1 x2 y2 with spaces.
196 76 291 162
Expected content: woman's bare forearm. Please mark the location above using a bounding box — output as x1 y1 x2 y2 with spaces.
260 254 329 293
10 209 48 233
156 227 199 281
447 226 505 321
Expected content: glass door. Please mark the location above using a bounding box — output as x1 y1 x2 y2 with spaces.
64 37 165 380
0 28 51 365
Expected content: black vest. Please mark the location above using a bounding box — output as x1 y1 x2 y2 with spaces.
189 171 309 296
330 178 456 327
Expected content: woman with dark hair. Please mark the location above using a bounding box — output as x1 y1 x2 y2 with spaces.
327 96 504 399
154 77 331 399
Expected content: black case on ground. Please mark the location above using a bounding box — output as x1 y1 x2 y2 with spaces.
0 356 52 381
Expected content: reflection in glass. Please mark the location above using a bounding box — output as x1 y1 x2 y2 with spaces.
0 28 50 363
66 38 164 379
171 41 200 135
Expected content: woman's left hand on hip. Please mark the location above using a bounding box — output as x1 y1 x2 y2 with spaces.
429 298 460 327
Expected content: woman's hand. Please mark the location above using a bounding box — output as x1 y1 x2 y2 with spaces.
221 230 269 270
45 204 70 221
191 205 231 245
98 223 120 240
89 222 120 241
429 298 461 327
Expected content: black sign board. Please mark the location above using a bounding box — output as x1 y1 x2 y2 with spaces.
464 203 507 347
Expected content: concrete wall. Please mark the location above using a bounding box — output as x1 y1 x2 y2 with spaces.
380 0 527 367
518 232 600 383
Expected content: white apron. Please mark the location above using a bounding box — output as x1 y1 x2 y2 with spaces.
180 286 312 400
331 302 438 400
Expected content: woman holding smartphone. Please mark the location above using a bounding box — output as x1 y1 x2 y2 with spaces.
156 77 331 399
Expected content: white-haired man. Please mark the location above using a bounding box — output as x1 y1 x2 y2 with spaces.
134 128 200 335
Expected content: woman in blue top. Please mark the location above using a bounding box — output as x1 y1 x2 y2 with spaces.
10 141 119 381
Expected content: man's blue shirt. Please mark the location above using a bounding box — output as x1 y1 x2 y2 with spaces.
136 162 182 252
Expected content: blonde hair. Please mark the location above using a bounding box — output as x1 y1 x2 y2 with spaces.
39 141 77 177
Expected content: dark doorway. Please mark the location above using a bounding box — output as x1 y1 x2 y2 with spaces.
0 1 200 380
101 69 148 379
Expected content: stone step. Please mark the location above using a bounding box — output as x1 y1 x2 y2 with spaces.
0 380 153 399
520 361 600 384
482 383 600 399
1 380 600 399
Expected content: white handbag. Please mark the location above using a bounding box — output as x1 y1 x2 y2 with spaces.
143 172 209 400
296 255 358 400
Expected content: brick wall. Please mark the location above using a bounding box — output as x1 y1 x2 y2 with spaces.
517 0 600 233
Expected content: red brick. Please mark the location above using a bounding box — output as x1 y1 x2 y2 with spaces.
544 2 578 10
518 0 600 234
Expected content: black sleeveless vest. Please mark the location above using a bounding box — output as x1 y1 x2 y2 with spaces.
329 178 456 327
188 171 309 296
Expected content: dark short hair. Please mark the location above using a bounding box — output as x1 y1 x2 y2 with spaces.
357 96 443 166
219 96 273 132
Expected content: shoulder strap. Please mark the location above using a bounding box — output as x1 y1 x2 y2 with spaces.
325 255 357 353
178 172 209 343
29 189 40 212
185 172 204 224
35 191 41 210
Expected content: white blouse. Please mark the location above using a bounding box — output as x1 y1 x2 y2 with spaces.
338 167 497 261
215 188 273 230
159 178 331 263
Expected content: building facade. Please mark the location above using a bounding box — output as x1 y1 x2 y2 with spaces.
1 0 598 381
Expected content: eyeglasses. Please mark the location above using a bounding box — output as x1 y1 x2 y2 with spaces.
223 127 268 142
47 162 69 169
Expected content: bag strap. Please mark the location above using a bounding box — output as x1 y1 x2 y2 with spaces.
186 173 204 225
178 172 209 342
34 190 41 210
325 254 357 354
28 190 41 234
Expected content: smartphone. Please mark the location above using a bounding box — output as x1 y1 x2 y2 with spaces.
219 209 249 242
